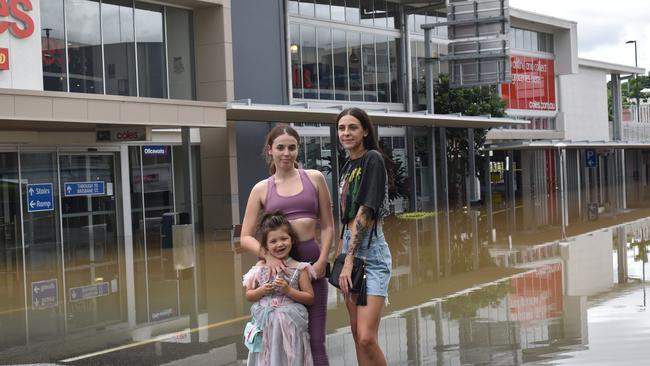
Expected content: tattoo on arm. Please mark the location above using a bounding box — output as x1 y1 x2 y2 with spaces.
348 206 374 257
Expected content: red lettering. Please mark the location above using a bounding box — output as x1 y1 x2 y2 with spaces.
0 0 34 39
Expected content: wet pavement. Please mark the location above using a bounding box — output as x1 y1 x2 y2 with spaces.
4 214 650 365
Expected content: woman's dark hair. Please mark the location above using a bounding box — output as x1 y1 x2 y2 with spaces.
262 125 301 174
335 107 395 192
258 212 299 250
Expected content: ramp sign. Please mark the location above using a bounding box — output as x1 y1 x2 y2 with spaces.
27 183 54 213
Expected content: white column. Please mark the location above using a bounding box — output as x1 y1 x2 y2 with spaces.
120 145 136 327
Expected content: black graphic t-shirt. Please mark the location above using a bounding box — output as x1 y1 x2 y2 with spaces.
339 149 389 225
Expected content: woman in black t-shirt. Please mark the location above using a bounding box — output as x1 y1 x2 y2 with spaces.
336 107 392 366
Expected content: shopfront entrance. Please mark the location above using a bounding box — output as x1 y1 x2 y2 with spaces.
0 150 125 347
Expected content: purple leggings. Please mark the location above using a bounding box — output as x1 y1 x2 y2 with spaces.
291 239 329 366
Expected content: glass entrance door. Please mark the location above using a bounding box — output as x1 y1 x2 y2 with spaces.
59 154 123 331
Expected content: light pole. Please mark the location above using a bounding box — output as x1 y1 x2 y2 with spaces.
626 40 640 122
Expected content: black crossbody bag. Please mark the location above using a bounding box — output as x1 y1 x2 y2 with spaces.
328 227 370 306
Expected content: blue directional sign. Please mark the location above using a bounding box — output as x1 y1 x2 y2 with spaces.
64 181 106 197
69 282 110 302
27 183 54 213
32 279 58 310
143 146 168 156
585 149 598 168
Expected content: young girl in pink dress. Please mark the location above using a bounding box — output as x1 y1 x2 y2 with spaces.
243 213 317 366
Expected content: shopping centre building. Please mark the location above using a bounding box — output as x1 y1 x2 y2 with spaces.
0 0 647 362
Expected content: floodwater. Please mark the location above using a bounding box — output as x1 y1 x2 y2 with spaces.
3 212 650 365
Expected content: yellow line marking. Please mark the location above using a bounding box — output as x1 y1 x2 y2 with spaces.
60 315 251 363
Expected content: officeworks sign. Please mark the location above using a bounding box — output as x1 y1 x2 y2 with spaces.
0 0 42 90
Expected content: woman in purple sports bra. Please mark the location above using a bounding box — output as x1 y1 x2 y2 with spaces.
241 125 334 366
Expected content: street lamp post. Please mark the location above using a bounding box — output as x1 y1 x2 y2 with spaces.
626 40 640 123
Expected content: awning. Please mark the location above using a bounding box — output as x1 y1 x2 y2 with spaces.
0 88 227 131
226 102 528 129
488 140 650 151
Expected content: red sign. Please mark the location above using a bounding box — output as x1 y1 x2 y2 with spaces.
0 48 8 70
508 262 563 324
0 0 34 39
501 55 556 111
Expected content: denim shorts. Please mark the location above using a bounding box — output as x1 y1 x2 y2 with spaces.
341 226 392 298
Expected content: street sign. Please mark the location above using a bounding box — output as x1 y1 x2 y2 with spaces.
32 279 58 310
586 149 598 168
69 282 110 302
26 183 54 212
64 181 106 197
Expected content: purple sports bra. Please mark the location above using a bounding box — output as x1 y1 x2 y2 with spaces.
265 169 319 220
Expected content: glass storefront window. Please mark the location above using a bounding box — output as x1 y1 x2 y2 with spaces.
102 0 137 96
20 153 63 340
291 22 401 103
166 7 195 100
348 31 363 101
0 153 25 347
332 29 348 100
289 0 299 15
389 38 401 103
315 0 330 20
362 34 376 102
41 1 196 100
41 0 67 92
376 35 389 103
66 0 104 94
301 25 318 99
346 0 360 24
317 28 334 100
300 0 315 17
360 0 374 27
290 24 303 99
331 0 345 21
136 2 168 98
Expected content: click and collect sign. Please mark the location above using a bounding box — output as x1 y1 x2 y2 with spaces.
64 181 105 197
27 183 54 212
501 55 556 111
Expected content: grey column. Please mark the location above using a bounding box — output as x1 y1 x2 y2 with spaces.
329 125 341 229
484 152 494 242
401 6 412 112
611 74 623 141
181 127 199 341
428 127 441 278
406 126 418 211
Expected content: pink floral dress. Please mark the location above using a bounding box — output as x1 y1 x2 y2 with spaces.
243 262 317 366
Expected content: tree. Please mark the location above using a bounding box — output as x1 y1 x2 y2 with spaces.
429 74 507 208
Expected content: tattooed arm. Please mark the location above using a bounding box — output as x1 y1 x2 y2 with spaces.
339 205 374 296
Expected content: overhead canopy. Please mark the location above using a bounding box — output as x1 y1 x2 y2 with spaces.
227 102 528 129
0 88 227 131
488 140 650 151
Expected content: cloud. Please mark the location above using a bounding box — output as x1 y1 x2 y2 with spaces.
510 0 649 72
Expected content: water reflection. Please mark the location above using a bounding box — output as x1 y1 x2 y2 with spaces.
6 212 650 364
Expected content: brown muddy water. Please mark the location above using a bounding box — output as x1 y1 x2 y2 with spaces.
2 214 650 365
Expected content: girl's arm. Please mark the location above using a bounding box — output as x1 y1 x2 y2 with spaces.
346 205 375 258
240 181 286 275
339 205 375 295
309 170 335 278
246 280 273 302
278 269 314 306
